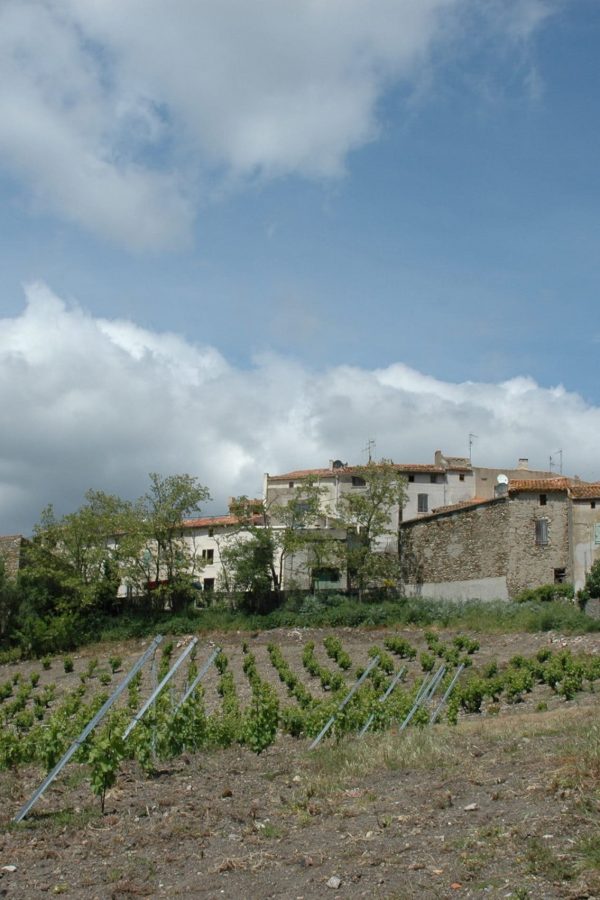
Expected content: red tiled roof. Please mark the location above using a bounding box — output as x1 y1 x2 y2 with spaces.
268 463 452 482
569 483 600 500
182 514 262 529
508 477 573 493
430 497 490 515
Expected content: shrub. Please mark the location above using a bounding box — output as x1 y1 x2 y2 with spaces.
63 656 74 673
514 583 574 603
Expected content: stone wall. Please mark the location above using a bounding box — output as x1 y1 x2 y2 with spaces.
399 499 510 591
506 492 569 597
0 535 25 579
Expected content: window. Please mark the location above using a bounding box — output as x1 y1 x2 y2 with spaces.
595 523 600 545
288 481 294 488
554 568 566 584
430 474 437 484
202 548 214 564
535 519 549 546
459 473 465 482
418 494 428 513
351 475 366 487
312 567 341 587
591 501 596 510
208 528 214 537
203 578 215 592
539 494 547 506
408 475 415 483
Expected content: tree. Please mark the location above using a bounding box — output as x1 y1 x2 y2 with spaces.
25 474 211 619
222 478 326 608
25 491 132 615
331 460 407 599
118 473 211 612
0 557 19 642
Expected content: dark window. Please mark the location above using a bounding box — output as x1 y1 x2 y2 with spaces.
202 548 214 564
430 474 437 483
408 475 415 483
312 567 340 584
288 481 294 489
203 578 215 591
591 501 596 510
459 473 465 482
418 494 428 513
352 476 366 487
208 528 214 537
539 494 547 506
535 519 549 546
554 568 566 584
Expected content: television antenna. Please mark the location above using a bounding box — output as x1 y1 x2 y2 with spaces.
549 449 563 475
468 433 478 462
363 439 376 463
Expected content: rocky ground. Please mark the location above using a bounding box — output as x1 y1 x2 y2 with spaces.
0 626 598 899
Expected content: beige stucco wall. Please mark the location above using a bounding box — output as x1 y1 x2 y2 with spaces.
570 499 600 592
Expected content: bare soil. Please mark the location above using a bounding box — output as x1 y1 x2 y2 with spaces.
0 626 599 899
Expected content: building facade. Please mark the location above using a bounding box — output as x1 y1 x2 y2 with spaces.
399 478 600 601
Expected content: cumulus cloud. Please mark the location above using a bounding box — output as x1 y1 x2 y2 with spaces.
0 0 555 248
1 282 598 535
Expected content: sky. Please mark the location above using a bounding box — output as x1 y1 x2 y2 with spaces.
1 0 600 535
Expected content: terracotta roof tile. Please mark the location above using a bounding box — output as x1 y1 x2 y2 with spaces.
430 497 490 515
569 483 600 500
182 514 262 529
508 477 573 493
268 463 449 482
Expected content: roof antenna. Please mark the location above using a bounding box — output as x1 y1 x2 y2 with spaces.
468 433 478 463
549 449 563 475
363 439 376 463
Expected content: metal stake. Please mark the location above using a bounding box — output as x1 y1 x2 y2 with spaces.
177 646 221 709
123 637 198 739
430 664 465 724
309 655 379 750
14 635 164 823
398 665 445 733
359 666 406 736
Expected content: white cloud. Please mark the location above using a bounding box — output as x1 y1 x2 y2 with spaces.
1 282 598 534
0 0 556 248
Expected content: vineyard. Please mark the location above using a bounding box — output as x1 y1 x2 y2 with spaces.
1 626 599 897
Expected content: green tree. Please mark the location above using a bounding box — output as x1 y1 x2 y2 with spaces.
332 460 407 599
220 479 326 609
121 473 211 612
0 557 20 642
24 491 131 615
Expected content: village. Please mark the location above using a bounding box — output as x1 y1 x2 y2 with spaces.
4 449 600 612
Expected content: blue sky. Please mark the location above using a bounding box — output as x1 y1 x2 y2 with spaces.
1 0 600 533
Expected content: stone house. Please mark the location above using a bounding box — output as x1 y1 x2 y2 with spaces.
399 478 600 601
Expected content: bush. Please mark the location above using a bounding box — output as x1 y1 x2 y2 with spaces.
514 583 574 604
63 656 74 673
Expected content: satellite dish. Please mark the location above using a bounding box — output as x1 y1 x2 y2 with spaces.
497 474 509 485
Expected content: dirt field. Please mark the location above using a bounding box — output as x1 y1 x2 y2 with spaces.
0 626 599 899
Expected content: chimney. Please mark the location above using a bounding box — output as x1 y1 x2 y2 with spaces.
434 450 444 466
518 458 529 470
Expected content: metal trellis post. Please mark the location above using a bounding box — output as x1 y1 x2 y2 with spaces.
14 634 164 823
309 655 379 750
176 646 221 709
123 637 198 739
430 663 465 724
359 666 406 736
